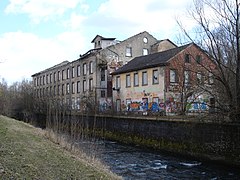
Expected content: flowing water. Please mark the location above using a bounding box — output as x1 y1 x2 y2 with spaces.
77 140 240 179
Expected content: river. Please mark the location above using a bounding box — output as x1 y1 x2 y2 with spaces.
76 139 240 179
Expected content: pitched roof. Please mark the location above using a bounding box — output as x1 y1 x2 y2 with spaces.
111 43 192 75
91 35 116 43
152 39 178 48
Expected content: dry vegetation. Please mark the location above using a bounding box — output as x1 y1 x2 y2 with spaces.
0 115 121 179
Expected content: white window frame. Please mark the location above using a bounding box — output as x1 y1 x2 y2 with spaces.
83 63 87 75
89 78 93 91
72 67 75 78
116 76 121 89
125 47 132 57
134 73 139 86
142 71 148 85
170 69 177 83
126 74 131 87
77 65 81 77
152 69 159 84
184 70 190 84
83 80 87 92
66 83 70 94
143 48 149 56
89 61 93 74
77 81 80 93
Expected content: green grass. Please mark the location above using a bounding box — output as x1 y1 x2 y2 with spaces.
0 115 120 179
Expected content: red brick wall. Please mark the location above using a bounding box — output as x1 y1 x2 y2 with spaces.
165 44 216 91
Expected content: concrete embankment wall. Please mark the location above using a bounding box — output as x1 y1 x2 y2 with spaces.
87 115 240 167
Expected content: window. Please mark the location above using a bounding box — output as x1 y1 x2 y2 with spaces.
126 74 131 87
143 48 149 56
83 80 87 92
54 72 56 82
76 97 80 110
184 70 190 84
66 98 70 107
36 77 39 86
89 61 93 74
134 73 139 86
77 81 80 93
83 63 87 75
196 55 202 64
58 71 60 81
66 83 70 94
197 72 203 84
43 75 45 85
62 70 65 80
72 67 75 78
143 37 148 43
142 71 148 85
89 79 93 91
101 90 106 98
40 76 42 85
67 68 70 79
34 78 37 86
170 69 177 83
72 82 75 94
53 86 56 96
46 75 48 84
50 73 52 83
57 85 60 95
125 47 132 57
209 73 214 84
152 70 159 84
72 98 75 109
62 84 65 95
77 65 81 77
185 54 191 63
101 69 105 81
116 76 121 88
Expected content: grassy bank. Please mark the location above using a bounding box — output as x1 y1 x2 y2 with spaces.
0 115 120 179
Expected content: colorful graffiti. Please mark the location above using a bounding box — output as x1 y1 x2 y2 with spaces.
119 97 209 114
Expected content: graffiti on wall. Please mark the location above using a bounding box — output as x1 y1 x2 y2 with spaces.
99 98 112 112
119 96 209 113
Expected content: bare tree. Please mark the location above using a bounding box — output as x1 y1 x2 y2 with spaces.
178 0 240 121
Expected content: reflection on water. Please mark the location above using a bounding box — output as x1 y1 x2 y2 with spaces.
76 140 240 179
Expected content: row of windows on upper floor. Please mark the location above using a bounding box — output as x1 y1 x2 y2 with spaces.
34 61 94 87
115 69 213 89
185 54 202 64
39 97 82 110
125 47 149 57
115 69 160 88
169 69 214 84
35 79 94 98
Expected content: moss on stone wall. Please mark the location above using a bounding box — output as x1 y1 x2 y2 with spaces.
93 128 240 167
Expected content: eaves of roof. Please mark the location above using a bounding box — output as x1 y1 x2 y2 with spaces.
31 60 70 77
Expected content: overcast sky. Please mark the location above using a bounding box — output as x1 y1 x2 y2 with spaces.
0 0 196 85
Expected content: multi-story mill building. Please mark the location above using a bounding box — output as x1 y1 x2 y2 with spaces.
32 31 176 112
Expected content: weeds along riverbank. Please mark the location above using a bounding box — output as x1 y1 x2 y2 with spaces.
0 115 121 179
